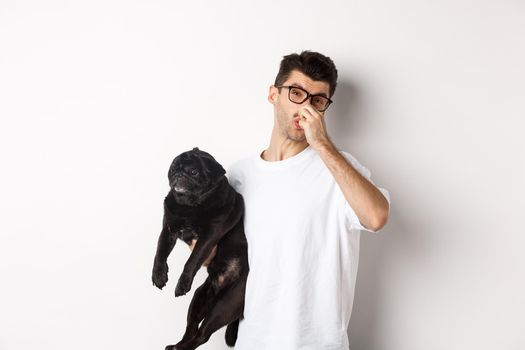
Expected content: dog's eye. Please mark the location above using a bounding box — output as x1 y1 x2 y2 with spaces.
190 169 199 176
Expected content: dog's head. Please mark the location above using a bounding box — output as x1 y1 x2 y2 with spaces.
167 147 226 206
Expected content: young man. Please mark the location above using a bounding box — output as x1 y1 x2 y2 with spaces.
226 50 391 350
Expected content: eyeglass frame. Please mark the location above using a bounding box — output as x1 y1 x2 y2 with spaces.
275 85 333 112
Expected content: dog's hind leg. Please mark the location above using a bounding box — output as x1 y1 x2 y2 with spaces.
224 318 239 347
173 280 246 350
168 277 217 350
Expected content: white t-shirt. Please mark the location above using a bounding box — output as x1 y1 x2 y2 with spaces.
226 145 391 350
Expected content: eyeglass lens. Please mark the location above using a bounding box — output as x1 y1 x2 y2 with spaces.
289 87 329 111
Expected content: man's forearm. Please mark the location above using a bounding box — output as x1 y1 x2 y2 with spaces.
317 141 389 231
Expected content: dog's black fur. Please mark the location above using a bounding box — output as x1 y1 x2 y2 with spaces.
152 147 248 350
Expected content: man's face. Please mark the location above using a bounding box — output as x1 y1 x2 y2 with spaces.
268 69 331 142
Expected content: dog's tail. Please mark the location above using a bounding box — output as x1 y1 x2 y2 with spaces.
225 319 239 347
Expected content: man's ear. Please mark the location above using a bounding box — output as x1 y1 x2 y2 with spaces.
268 85 278 105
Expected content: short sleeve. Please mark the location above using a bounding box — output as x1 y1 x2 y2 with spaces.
339 151 391 233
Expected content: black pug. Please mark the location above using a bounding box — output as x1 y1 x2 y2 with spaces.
152 147 248 350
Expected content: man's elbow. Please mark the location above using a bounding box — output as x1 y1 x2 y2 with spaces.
371 202 390 232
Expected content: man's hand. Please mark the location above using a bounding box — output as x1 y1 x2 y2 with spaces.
297 105 332 151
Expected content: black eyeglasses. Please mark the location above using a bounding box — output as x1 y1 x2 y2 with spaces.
276 85 333 112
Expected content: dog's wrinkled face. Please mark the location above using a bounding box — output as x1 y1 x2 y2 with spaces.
168 147 226 206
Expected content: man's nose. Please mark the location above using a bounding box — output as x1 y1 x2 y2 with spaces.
301 97 311 105
301 97 315 108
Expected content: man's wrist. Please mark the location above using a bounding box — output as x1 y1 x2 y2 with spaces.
315 139 337 156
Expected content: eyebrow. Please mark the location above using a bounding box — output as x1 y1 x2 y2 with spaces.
290 83 328 98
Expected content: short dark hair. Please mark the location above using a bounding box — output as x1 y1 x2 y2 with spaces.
273 50 338 98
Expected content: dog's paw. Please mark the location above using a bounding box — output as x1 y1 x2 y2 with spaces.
152 262 169 289
174 274 192 297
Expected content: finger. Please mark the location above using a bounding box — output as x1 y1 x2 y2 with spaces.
300 106 314 119
303 105 321 120
298 112 310 125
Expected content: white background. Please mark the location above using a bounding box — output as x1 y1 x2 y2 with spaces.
1 1 524 349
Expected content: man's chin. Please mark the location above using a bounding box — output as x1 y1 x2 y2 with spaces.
287 131 306 142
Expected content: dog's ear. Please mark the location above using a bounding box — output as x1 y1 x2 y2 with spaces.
205 159 226 179
193 151 226 178
189 148 225 179
199 154 225 180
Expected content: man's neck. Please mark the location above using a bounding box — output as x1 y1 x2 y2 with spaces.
261 130 309 161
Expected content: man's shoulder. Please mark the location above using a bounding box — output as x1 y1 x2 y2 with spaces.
337 149 372 180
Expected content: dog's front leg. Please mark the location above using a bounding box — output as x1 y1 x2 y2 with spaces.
152 214 177 290
174 225 223 297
